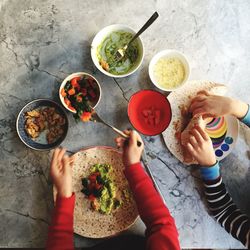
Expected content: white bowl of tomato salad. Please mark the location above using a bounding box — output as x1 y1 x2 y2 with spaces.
59 72 101 122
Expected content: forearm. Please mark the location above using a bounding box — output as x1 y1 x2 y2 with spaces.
46 194 75 250
239 104 250 127
200 164 250 248
125 163 180 250
230 99 249 121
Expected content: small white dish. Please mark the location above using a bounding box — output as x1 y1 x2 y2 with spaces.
149 50 190 92
91 24 144 78
59 72 102 113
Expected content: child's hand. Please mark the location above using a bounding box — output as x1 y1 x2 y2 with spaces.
189 90 248 119
50 148 75 198
185 126 216 167
115 130 144 167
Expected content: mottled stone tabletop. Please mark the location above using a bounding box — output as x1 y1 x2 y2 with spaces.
0 0 250 248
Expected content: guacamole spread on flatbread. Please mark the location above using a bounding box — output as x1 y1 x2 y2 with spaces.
81 164 121 214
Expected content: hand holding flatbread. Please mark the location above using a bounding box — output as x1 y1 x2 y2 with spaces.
183 125 217 166
189 90 249 119
162 81 228 165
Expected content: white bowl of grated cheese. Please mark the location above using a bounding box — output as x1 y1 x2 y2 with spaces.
149 50 190 92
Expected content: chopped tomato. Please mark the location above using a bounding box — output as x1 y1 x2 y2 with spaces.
148 115 155 126
64 97 71 106
95 183 103 190
71 77 81 89
88 89 96 99
142 109 150 117
68 105 76 112
60 88 67 97
64 97 76 111
81 88 87 96
87 77 95 87
80 111 91 122
68 88 75 96
88 194 96 201
155 110 161 125
76 95 83 102
88 174 97 182
142 107 160 126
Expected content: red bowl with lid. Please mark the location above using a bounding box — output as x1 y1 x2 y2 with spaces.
127 90 172 136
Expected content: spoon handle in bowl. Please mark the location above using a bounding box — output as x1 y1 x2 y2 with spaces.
129 11 159 45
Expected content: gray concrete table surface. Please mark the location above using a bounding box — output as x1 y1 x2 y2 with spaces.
0 0 250 248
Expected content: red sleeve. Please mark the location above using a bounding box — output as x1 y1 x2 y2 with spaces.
46 193 75 250
124 163 180 250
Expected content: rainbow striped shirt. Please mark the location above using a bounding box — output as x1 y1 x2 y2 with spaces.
200 105 250 248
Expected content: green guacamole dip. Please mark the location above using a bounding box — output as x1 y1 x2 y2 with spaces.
97 31 141 75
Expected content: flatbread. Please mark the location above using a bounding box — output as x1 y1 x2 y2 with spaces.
162 81 228 165
53 146 138 238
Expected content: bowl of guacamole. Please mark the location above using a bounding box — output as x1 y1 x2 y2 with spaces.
91 24 144 78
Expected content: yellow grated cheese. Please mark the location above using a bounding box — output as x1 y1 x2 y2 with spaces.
153 57 185 89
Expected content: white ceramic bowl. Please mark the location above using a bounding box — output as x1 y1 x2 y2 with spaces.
59 72 102 113
148 50 190 91
91 24 144 78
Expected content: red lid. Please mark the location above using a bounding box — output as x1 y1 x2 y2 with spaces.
128 90 172 136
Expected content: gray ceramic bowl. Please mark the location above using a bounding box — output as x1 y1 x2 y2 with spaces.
16 99 68 151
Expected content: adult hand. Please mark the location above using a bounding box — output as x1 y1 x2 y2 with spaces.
50 148 75 198
185 125 216 167
115 130 144 167
189 90 248 119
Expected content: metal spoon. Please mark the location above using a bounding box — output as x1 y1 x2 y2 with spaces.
91 111 142 147
115 11 159 60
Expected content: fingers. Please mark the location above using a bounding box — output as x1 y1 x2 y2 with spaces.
51 148 60 168
192 108 207 116
189 135 199 149
190 128 204 144
191 95 206 104
124 129 132 136
69 155 76 167
194 126 210 141
115 137 126 148
58 148 66 162
50 148 61 176
129 130 144 147
189 101 205 113
129 130 137 145
62 155 71 174
197 90 210 96
186 142 195 155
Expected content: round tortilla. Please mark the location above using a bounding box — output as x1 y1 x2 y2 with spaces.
162 80 228 165
55 146 139 238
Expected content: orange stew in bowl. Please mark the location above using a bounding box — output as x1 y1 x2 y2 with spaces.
61 76 99 122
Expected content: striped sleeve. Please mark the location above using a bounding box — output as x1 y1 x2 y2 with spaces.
201 164 250 248
240 104 250 127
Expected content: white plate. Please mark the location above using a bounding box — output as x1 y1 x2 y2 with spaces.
204 115 238 161
162 80 239 164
